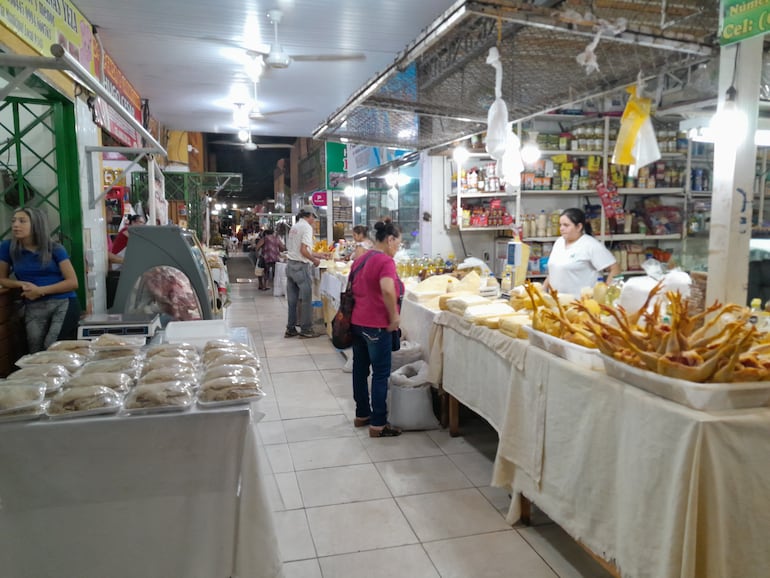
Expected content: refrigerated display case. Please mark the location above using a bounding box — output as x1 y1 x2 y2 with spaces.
110 226 222 320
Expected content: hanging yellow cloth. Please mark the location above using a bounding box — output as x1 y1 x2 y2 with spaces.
612 86 652 166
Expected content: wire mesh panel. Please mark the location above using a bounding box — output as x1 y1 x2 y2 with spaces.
322 0 719 149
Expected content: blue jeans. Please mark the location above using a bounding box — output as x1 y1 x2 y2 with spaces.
351 325 392 427
286 260 313 332
24 298 78 353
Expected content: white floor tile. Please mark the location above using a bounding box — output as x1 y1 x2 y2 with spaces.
396 488 510 542
257 420 287 445
282 414 356 443
289 436 371 470
269 355 319 373
273 509 317 561
447 450 495 487
479 485 513 514
361 431 443 462
297 463 391 507
306 498 418 557
281 559 322 578
318 544 440 578
275 472 304 510
311 352 345 369
375 455 473 496
265 443 295 473
424 531 558 578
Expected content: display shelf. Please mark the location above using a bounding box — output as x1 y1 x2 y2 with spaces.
617 187 684 195
459 190 516 199
539 149 602 157
524 236 560 242
691 190 713 198
600 233 681 242
522 189 595 195
461 225 514 232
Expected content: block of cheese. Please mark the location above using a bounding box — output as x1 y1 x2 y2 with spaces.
454 271 482 294
439 291 475 311
480 313 526 329
446 294 490 316
498 314 532 339
463 302 516 323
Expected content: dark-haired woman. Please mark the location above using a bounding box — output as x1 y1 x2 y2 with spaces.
350 219 404 437
110 213 145 270
543 207 619 298
0 207 80 352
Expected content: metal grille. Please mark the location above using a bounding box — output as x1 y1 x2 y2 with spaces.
320 0 719 150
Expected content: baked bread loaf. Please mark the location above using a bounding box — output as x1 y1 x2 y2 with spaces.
139 367 198 385
16 351 86 373
47 386 122 415
65 372 133 392
48 340 93 356
203 364 260 381
10 364 71 379
0 384 46 411
124 382 193 410
79 356 141 375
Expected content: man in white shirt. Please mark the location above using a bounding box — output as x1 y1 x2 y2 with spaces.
285 205 327 338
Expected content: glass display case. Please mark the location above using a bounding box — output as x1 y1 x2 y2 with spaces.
111 226 221 320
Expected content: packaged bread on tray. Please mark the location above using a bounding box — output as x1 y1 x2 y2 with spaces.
2 375 66 395
46 386 122 418
203 349 261 370
65 372 133 393
124 381 194 413
15 351 86 373
48 340 93 357
91 334 146 348
145 343 199 361
203 364 260 381
78 356 142 377
139 367 198 387
0 383 47 421
203 339 252 353
198 375 264 406
140 355 198 376
10 364 71 379
90 347 145 361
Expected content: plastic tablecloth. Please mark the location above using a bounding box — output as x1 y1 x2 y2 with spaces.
0 406 283 578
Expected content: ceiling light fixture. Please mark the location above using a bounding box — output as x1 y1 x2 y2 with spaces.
237 128 250 142
452 145 470 166
521 131 541 165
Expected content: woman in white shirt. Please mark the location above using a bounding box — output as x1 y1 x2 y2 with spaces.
543 208 620 298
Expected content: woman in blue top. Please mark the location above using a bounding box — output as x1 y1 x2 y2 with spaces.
0 207 80 353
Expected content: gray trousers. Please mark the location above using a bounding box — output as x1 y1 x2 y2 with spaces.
286 260 313 332
24 298 70 353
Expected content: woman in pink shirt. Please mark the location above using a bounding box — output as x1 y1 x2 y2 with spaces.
350 219 404 437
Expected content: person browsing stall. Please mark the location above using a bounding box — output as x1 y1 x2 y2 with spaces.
350 225 374 261
543 207 620 298
350 219 404 438
285 205 328 338
0 207 80 353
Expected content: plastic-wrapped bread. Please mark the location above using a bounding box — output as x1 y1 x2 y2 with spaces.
203 339 252 353
90 348 143 361
463 301 516 323
203 364 260 381
15 351 86 373
65 372 133 392
498 314 532 339
91 334 145 348
0 383 46 412
10 364 71 379
47 386 122 416
141 355 198 376
203 349 260 370
200 375 261 390
79 356 142 376
124 382 194 410
48 340 93 357
139 367 198 386
2 376 66 394
198 376 262 403
145 342 197 358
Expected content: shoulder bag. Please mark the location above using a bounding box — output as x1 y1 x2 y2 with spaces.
331 251 376 349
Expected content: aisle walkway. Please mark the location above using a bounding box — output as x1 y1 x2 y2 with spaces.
225 256 610 578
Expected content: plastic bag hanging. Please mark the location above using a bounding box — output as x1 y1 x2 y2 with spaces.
612 84 660 174
484 47 523 186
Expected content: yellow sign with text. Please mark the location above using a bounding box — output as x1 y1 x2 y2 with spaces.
0 0 97 74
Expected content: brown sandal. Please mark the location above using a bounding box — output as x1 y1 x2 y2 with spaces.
369 424 402 438
354 416 370 427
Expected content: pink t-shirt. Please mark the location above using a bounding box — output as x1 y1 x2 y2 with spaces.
351 251 402 328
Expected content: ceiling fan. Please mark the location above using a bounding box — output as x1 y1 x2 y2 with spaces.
247 81 310 120
254 9 365 70
210 132 294 152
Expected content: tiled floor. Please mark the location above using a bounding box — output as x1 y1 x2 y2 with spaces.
226 259 612 578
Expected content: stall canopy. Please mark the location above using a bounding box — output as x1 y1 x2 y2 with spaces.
314 0 720 150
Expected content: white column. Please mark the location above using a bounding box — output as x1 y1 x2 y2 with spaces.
706 36 763 305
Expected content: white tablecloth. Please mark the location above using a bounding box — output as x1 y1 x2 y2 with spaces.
400 299 440 362
0 406 283 578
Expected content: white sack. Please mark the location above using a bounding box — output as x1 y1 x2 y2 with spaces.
391 340 423 370
389 360 439 430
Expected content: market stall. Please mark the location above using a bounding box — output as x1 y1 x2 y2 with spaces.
427 314 770 578
0 405 282 578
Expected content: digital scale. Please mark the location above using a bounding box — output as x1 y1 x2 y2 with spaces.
77 313 162 340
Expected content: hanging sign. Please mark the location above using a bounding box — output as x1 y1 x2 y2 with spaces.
311 191 328 207
91 52 143 148
720 0 770 45
0 0 98 74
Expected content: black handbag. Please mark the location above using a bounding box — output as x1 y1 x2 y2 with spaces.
331 252 375 349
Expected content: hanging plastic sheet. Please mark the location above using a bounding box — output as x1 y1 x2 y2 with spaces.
484 47 523 186
612 85 660 174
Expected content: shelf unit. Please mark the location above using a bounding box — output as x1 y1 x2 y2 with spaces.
450 151 517 232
